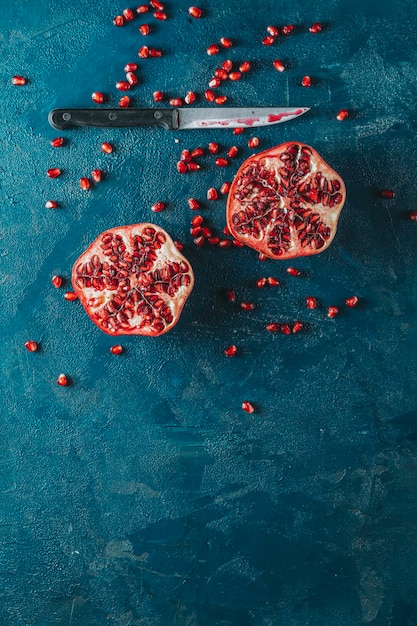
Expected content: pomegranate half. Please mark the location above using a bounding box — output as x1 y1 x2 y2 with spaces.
226 142 346 259
72 223 194 336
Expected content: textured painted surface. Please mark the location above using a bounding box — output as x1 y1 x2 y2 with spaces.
1 1 417 624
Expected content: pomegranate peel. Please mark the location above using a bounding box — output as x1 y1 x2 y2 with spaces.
226 142 346 260
71 223 194 336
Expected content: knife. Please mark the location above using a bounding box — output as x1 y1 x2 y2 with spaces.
48 106 309 131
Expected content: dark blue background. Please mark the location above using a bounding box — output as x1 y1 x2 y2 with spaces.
1 1 417 624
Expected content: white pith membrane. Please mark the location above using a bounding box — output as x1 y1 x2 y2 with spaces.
72 223 194 336
227 144 346 260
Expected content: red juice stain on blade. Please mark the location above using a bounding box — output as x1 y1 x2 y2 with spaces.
268 108 304 122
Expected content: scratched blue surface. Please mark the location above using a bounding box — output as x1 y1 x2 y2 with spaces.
1 0 417 624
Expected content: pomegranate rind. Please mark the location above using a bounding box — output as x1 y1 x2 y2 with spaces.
72 223 194 336
226 142 346 260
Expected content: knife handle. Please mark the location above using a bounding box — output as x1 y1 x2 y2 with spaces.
48 108 179 131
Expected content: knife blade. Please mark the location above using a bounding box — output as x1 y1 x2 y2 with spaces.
48 106 310 131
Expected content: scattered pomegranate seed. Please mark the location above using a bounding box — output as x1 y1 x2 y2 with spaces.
188 6 202 17
113 15 124 26
227 146 238 159
51 137 65 147
225 290 236 302
12 75 27 85
242 401 255 413
25 340 38 352
306 296 317 309
110 345 123 355
256 277 267 288
215 157 228 167
153 90 164 102
215 95 227 105
345 296 359 308
191 147 204 157
233 127 244 135
220 181 231 194
267 25 280 36
184 91 196 104
150 0 164 9
126 71 139 85
153 10 167 20
248 137 259 149
92 92 105 104
273 59 285 72
118 96 131 107
151 200 165 212
208 236 220 246
228 71 241 81
45 200 58 209
381 189 394 199
309 22 323 33
266 323 280 332
204 89 216 102
116 81 131 91
188 162 200 172
262 35 275 45
292 321 304 334
281 323 292 335
208 77 221 88
101 142 113 154
136 4 149 13
336 109 349 121
47 168 61 178
215 68 228 80
208 142 219 154
138 45 149 58
224 345 238 357
57 374 68 386
191 214 204 227
64 291 78 301
220 37 233 48
123 8 135 20
79 177 91 190
124 62 138 72
207 188 218 200
218 239 232 248
239 61 251 73
52 275 63 288
177 161 188 173
169 97 183 106
201 226 212 237
281 24 294 35
222 59 233 72
258 252 267 261
409 211 417 221
207 43 220 55
301 75 312 87
267 277 280 286
193 235 206 247
181 149 192 162
149 48 162 57
91 169 102 182
233 239 245 248
287 267 301 276
240 301 255 311
327 305 339 318
188 198 200 210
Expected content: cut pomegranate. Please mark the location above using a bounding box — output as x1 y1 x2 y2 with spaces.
25 341 38 352
57 374 68 386
72 223 194 336
92 92 105 103
188 6 202 18
226 142 346 260
242 401 255 413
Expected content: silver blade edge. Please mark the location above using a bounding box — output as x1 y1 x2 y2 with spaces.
178 107 310 130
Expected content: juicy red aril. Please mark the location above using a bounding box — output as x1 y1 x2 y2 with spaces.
51 137 65 147
184 91 196 104
208 77 221 88
287 267 301 276
52 275 63 288
149 48 162 57
151 201 165 212
306 296 317 308
309 22 322 33
227 146 238 158
345 296 359 308
92 92 105 103
381 189 394 199
136 4 149 13
208 142 219 154
80 178 91 190
191 215 204 227
222 59 233 72
188 6 202 18
337 109 349 121
91 169 102 182
181 149 192 162
273 59 285 72
267 276 279 286
193 235 206 247
219 239 232 248
177 161 188 173
153 90 164 102
138 46 149 58
204 89 216 102
119 96 131 107
220 37 233 48
215 95 227 105
215 157 229 167
225 289 236 302
239 61 251 73
153 11 167 20
72 223 194 336
47 168 61 178
190 225 202 237
242 401 255 413
207 44 220 55
208 236 220 246
240 301 255 311
150 0 164 9
124 62 138 72
409 211 417 221
301 75 312 87
234 127 244 135
281 323 292 335
126 71 138 85
266 323 280 332
101 142 113 154
45 200 58 209
25 341 38 352
220 181 231 194
215 68 229 80
228 71 241 81
57 374 68 386
191 147 204 157
116 81 130 91
113 15 124 26
12 75 27 85
64 291 78 301
248 137 259 149
256 277 267 288
170 97 183 106
110 345 123 354
281 24 294 35
207 188 218 200
188 198 200 210
262 36 275 45
292 321 303 333
327 305 339 318
267 25 279 36
224 345 238 357
123 8 135 20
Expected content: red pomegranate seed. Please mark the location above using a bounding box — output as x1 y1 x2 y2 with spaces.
153 90 164 102
126 71 139 85
180 149 192 162
153 10 167 20
169 97 183 106
273 59 285 72
239 61 251 73
266 323 280 332
47 168 61 178
176 161 188 173
151 201 165 212
256 277 267 288
225 289 236 302
219 239 232 248
220 37 233 48
309 22 322 33
287 267 301 276
191 225 202 237
306 296 317 309
174 240 184 251
193 235 206 247
281 24 294 35
110 345 123 355
233 127 244 135
45 200 58 209
207 43 220 55
188 198 200 210
215 95 228 105
51 137 65 147
101 142 113 154
79 177 91 190
136 4 149 13
215 157 229 167
337 109 349 121
12 75 27 85
184 91 196 104
262 35 275 45
124 62 138 72
240 301 255 311
123 8 135 20
281 323 292 335
91 169 102 182
52 275 63 288
150 0 164 9
301 75 312 87
113 15 124 26
25 340 38 352
227 146 238 159
204 89 216 102
292 321 304 334
215 68 229 80
208 236 220 246
409 211 417 221
191 147 204 157
224 345 238 357
228 71 241 81
118 96 131 107
222 59 233 72
191 214 204 227
208 142 219 154
381 189 394 199
242 401 255 413
207 188 218 200
267 276 279 286
57 374 68 386
258 252 267 261
220 181 231 194
188 161 201 171
233 239 245 248
92 92 105 104
248 137 259 149
64 291 78 301
327 305 339 318
138 45 149 58
188 6 202 18
267 25 280 36
208 77 221 88
116 81 131 91
345 296 359 308
149 48 162 57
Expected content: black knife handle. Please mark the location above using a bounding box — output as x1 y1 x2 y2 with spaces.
48 108 179 131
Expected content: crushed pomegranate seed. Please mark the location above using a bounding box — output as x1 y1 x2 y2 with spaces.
220 181 231 194
228 71 241 81
138 45 149 58
79 177 91 190
64 291 78 301
215 157 229 167
118 96 131 107
239 61 251 73
207 44 220 55
110 345 123 355
345 296 359 308
184 91 196 104
240 301 255 311
381 189 394 199
266 322 280 332
242 401 255 413
123 8 135 20
215 95 227 105
281 24 294 35
57 374 68 386
204 89 216 102
221 59 233 72
52 275 63 288
267 25 280 36
101 142 113 154
169 97 183 106
287 267 301 276
91 169 102 182
12 75 27 85
188 198 200 210
207 188 218 200
153 90 164 102
136 4 149 13
188 6 202 18
220 37 233 48
153 10 167 20
25 341 38 352
124 62 138 72
149 48 162 57
262 35 275 45
292 321 304 333
151 201 165 212
337 109 349 121
224 345 238 357
45 200 58 209
116 81 131 91
47 168 61 178
51 137 65 147
273 59 285 72
248 137 259 149
306 296 317 309
309 22 323 33
113 15 124 26
327 305 339 318
301 75 312 87
267 277 279 286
